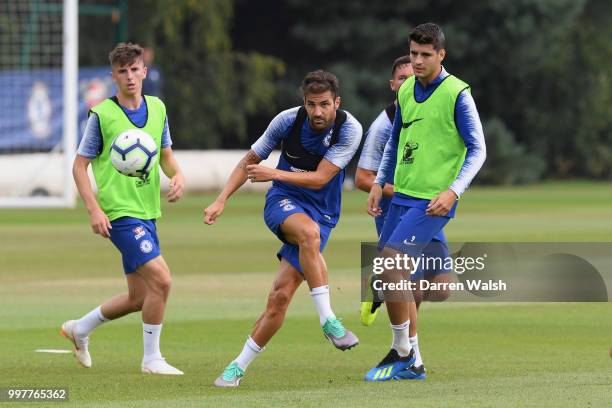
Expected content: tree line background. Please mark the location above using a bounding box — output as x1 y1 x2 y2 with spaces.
78 0 612 184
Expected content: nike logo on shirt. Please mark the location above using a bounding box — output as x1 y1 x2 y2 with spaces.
402 118 424 128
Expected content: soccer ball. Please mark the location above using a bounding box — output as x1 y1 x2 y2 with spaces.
110 129 158 178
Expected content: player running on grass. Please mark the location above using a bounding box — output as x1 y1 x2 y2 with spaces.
364 23 486 381
62 42 185 375
204 70 362 387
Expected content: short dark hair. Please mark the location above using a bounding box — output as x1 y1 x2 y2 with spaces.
409 23 445 51
300 70 340 98
109 42 144 67
391 55 411 76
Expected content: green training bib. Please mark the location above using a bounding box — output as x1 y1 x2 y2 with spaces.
90 95 165 221
394 74 469 199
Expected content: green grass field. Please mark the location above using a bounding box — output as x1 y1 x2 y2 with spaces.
1 182 612 407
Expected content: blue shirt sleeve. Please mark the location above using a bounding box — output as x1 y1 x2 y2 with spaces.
374 104 402 186
161 116 172 148
251 107 299 159
357 110 392 171
449 90 487 196
77 113 102 159
324 111 362 169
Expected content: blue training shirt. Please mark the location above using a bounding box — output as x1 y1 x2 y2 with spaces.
375 67 486 199
77 97 172 159
252 107 362 227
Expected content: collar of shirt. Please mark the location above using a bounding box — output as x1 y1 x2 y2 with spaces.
300 117 334 155
414 66 450 102
120 97 147 114
302 116 333 136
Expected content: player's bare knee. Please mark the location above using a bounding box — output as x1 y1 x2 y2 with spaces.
128 296 144 312
439 289 451 301
428 288 451 302
380 246 399 259
296 225 320 250
426 274 451 301
156 275 172 298
146 272 172 299
141 262 172 297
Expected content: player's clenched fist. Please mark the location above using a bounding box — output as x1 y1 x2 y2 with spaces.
245 164 277 183
204 199 225 225
426 189 457 217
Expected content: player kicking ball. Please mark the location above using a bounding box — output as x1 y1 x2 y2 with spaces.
62 43 185 375
364 23 486 381
204 70 362 387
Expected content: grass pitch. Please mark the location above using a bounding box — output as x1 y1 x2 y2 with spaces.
1 182 611 407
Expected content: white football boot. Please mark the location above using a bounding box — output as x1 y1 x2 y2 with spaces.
141 358 184 375
60 320 92 368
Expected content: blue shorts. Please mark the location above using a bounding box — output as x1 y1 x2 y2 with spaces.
109 217 161 274
378 202 451 280
264 193 333 274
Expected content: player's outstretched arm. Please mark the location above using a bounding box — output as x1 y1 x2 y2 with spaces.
160 147 185 203
73 155 112 238
204 149 262 225
245 158 339 190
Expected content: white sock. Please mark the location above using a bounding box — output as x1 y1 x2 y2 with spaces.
142 323 163 364
391 320 411 357
234 336 263 371
409 334 423 367
310 285 335 326
75 306 108 339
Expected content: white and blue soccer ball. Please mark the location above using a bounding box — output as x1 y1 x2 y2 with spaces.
110 129 158 178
